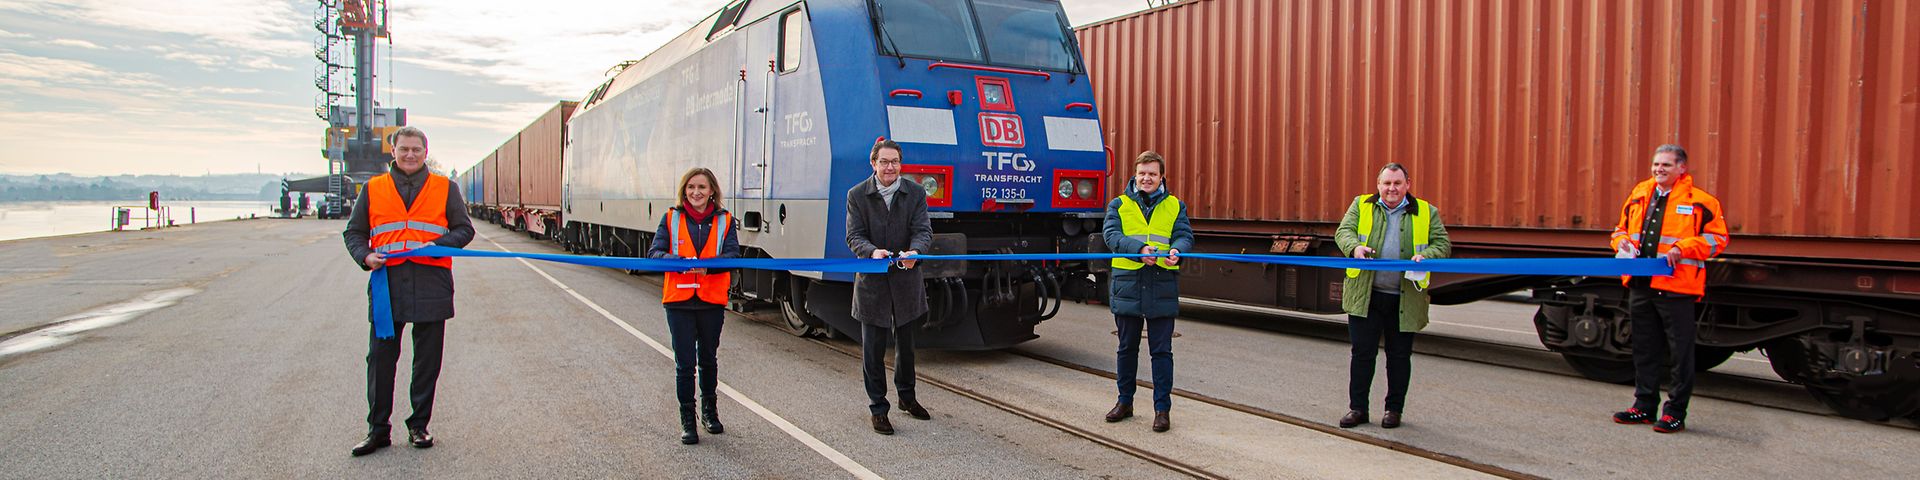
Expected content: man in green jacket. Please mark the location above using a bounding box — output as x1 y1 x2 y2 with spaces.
1332 163 1451 429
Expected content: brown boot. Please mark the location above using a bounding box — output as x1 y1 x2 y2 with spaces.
1339 410 1369 428
1104 403 1133 423
1151 411 1170 432
871 414 894 435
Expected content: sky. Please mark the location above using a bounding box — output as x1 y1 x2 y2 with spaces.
0 0 1153 178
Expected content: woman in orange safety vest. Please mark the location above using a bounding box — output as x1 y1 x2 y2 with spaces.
645 167 741 445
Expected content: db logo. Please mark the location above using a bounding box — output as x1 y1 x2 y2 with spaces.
979 113 1025 148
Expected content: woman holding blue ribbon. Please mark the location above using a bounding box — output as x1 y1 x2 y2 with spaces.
646 167 741 445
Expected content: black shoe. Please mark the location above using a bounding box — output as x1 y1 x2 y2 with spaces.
900 401 931 421
1613 407 1655 425
1151 411 1170 432
871 414 894 435
407 428 434 448
1653 415 1686 433
350 433 390 457
1381 411 1402 429
701 398 725 434
1339 410 1369 428
1105 403 1134 423
680 404 700 445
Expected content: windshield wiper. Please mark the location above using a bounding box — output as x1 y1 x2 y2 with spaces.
866 0 908 68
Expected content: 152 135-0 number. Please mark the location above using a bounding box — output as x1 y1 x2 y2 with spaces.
980 187 1026 200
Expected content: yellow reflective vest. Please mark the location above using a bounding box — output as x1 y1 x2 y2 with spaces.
1112 194 1182 271
1345 195 1432 290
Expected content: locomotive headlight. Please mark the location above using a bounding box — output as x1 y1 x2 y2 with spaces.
1057 180 1073 198
1075 179 1095 199
918 175 940 197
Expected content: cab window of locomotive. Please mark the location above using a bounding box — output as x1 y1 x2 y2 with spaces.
972 0 1075 71
779 10 805 73
871 0 984 62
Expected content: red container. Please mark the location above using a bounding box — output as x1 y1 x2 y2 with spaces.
1076 0 1920 261
518 102 576 210
497 135 522 207
482 152 499 209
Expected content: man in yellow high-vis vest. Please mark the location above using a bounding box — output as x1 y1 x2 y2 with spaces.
1333 163 1450 430
1100 151 1193 433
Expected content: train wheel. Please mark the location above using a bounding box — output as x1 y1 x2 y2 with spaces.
1561 353 1636 385
1803 385 1919 422
779 277 822 338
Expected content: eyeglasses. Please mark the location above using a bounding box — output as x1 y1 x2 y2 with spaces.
874 159 902 166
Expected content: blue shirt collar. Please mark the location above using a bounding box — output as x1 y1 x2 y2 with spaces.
1376 195 1409 212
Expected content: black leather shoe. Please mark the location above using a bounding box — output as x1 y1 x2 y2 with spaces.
1381 411 1402 429
701 399 726 434
900 401 931 421
351 433 390 457
1151 411 1170 432
407 428 433 448
872 414 894 435
1104 403 1134 423
1339 410 1369 428
680 404 700 445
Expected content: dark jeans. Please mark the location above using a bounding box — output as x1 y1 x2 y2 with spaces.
665 307 725 405
1629 286 1698 419
1349 290 1416 412
367 320 445 434
1115 314 1175 412
862 319 919 416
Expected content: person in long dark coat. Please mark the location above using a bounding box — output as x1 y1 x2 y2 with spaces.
844 139 933 435
341 127 475 456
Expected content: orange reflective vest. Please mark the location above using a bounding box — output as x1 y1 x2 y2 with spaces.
366 172 453 269
1610 173 1728 297
661 209 732 305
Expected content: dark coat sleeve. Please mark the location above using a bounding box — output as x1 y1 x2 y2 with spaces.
907 189 933 253
1101 197 1145 256
647 213 675 259
343 188 374 271
846 189 879 259
435 182 475 249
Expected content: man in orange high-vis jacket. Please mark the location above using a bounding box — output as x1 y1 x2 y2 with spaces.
1607 144 1729 435
342 126 475 456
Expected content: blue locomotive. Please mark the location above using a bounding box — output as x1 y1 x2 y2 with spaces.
558 0 1108 348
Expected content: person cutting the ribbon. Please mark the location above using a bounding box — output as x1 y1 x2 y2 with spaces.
645 167 742 445
341 126 475 456
1333 162 1450 430
1101 151 1192 433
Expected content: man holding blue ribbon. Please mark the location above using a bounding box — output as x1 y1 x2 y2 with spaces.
1334 163 1450 430
1102 151 1193 433
341 126 474 456
846 138 934 435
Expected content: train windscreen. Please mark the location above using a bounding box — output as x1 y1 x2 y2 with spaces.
871 0 1077 72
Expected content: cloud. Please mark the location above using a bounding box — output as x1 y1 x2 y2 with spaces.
0 51 163 89
159 51 289 72
386 0 717 98
47 38 105 49
0 28 28 39
0 0 307 56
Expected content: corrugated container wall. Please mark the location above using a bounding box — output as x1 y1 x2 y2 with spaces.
482 152 499 208
1077 0 1920 245
497 135 522 206
519 101 577 210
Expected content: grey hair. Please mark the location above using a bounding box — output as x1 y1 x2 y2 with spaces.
393 126 428 150
1655 144 1688 163
1380 162 1409 181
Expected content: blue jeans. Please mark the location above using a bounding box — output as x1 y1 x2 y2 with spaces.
665 307 724 405
1115 314 1175 412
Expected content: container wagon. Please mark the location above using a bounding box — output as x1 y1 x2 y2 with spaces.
559 0 1110 349
1077 0 1920 420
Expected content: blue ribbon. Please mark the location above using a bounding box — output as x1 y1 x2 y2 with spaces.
371 246 1671 324
369 267 395 339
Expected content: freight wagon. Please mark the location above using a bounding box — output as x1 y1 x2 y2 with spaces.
1077 0 1920 420
556 0 1110 349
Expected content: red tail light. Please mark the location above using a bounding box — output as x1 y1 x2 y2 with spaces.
1051 169 1104 209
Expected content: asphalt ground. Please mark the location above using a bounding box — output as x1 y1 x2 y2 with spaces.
0 219 1912 479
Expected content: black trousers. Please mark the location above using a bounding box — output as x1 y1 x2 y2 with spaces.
1628 286 1698 418
862 319 919 416
1349 290 1417 412
665 307 725 405
367 320 445 434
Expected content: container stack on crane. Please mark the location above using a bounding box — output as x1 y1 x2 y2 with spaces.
305 0 406 219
